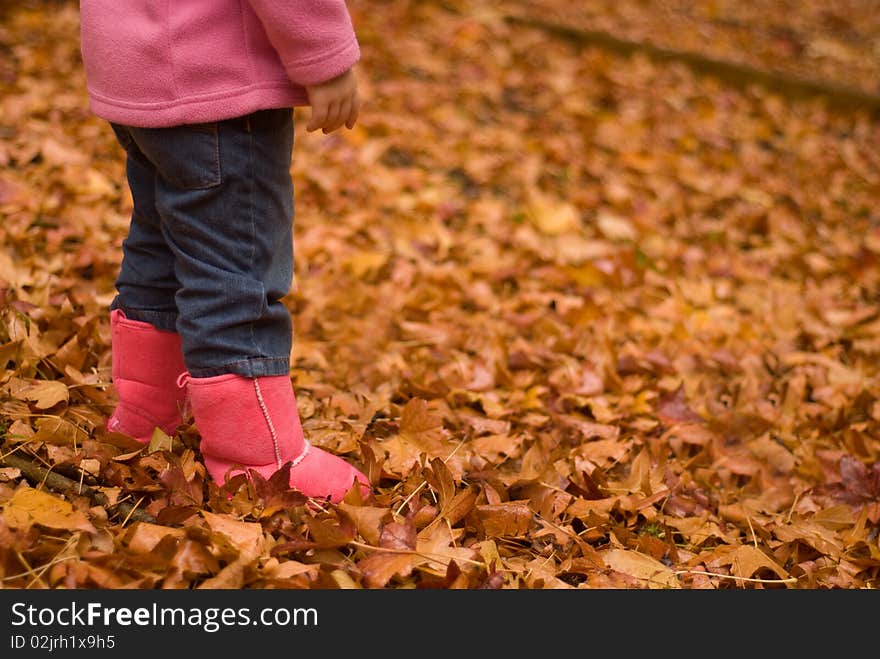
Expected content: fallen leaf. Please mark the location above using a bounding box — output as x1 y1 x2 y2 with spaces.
398 397 446 451
475 501 533 537
597 210 637 241
124 522 185 554
13 379 69 409
599 548 680 589
730 545 791 583
529 195 582 235
337 503 391 545
358 552 415 588
3 485 96 533
202 511 265 560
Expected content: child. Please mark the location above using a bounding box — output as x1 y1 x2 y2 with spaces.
78 0 370 503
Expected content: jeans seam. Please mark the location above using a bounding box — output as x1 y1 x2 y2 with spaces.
211 123 221 187
246 118 261 359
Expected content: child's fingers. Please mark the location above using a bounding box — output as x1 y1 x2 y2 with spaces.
307 90 359 133
345 94 360 129
327 98 350 133
322 100 342 133
307 101 328 132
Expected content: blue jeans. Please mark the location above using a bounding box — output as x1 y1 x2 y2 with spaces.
109 109 295 378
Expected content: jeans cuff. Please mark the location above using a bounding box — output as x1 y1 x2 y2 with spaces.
186 357 291 379
112 300 179 333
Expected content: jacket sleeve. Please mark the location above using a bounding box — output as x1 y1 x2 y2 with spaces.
245 0 361 86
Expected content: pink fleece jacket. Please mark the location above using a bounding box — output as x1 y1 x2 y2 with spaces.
78 0 360 128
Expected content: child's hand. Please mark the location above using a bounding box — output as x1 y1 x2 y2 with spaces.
305 68 360 134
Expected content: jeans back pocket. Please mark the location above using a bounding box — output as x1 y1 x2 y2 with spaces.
128 122 222 190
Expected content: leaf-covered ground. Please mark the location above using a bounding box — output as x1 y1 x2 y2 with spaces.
1 0 879 589
505 0 880 95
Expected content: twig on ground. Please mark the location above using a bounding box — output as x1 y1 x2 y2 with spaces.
0 449 158 524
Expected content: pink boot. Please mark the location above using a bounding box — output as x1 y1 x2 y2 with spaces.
106 309 188 442
183 373 370 503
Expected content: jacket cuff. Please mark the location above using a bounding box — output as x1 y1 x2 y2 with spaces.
282 37 360 87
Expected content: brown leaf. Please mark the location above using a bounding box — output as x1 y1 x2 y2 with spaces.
415 523 479 573
475 501 533 537
337 503 390 545
40 136 89 166
0 340 21 370
261 560 320 583
379 519 416 551
528 194 581 236
422 456 456 506
31 416 88 447
169 538 220 579
202 511 265 560
160 464 204 508
839 455 880 503
11 379 69 409
198 557 248 589
329 568 362 589
730 545 791 582
567 470 606 500
304 514 356 549
398 397 446 451
657 385 703 424
248 463 309 515
358 552 415 588
147 428 174 454
597 210 638 241
0 177 25 205
599 548 680 589
124 522 185 554
440 486 478 527
3 485 96 533
773 520 845 560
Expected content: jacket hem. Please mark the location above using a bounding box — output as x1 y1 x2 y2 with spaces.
89 85 308 128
